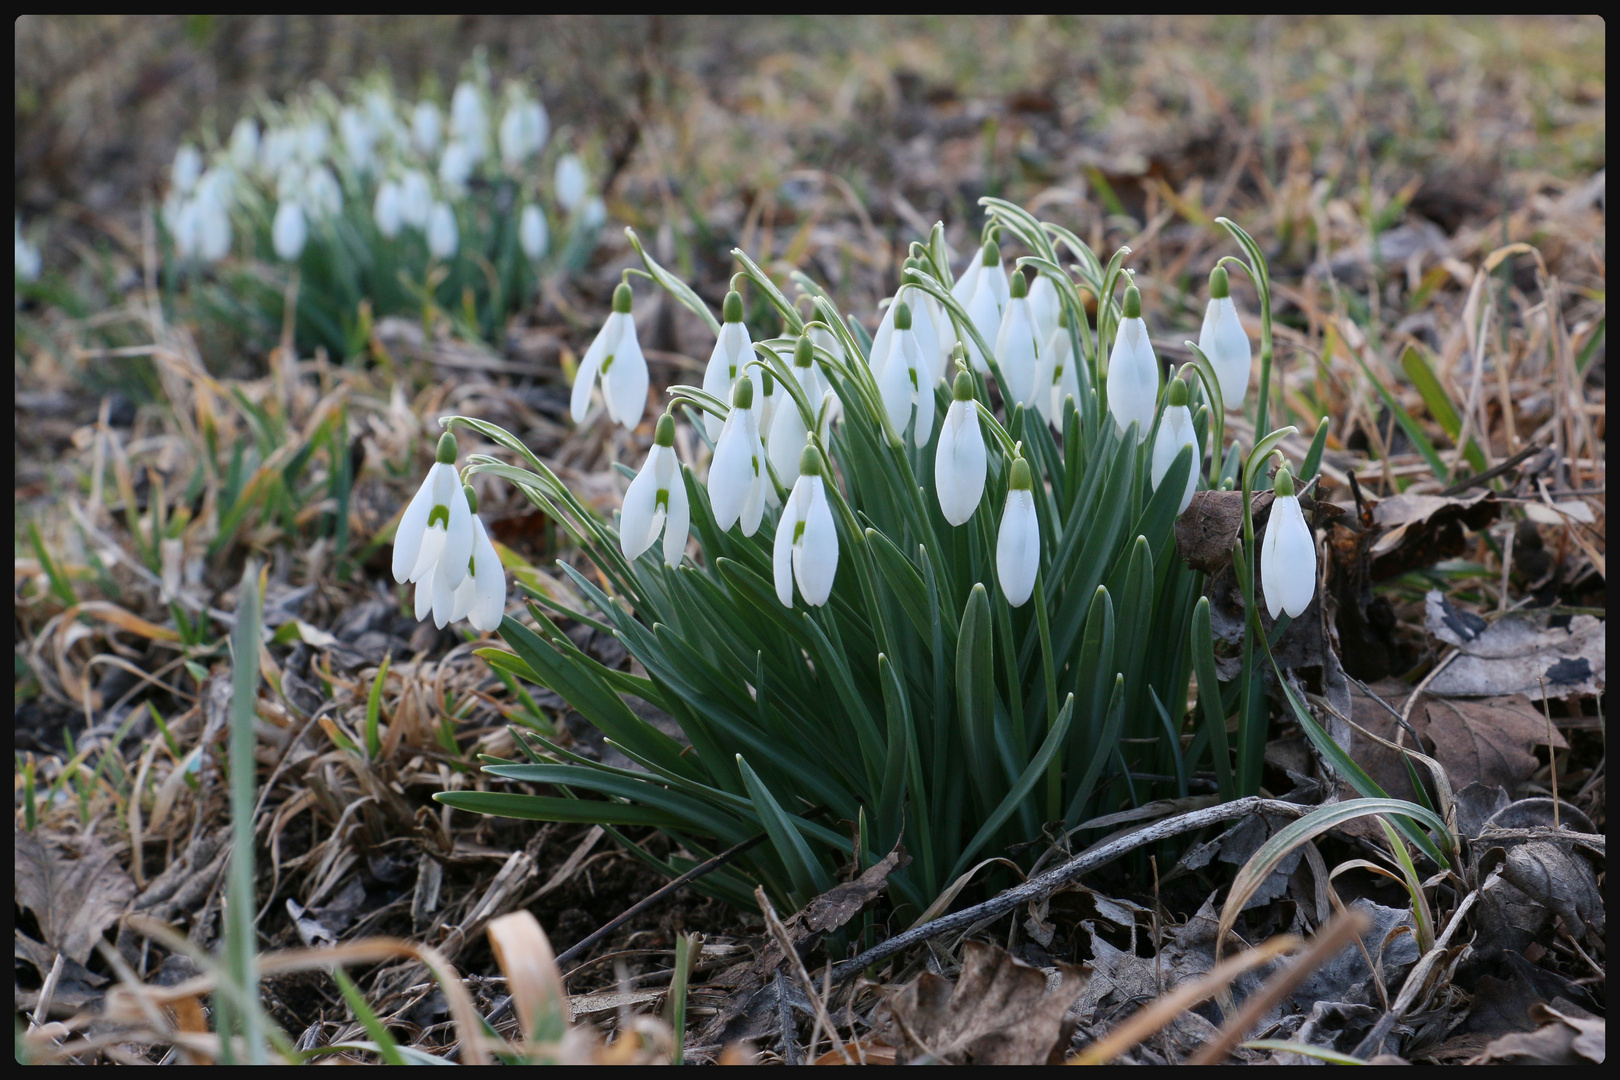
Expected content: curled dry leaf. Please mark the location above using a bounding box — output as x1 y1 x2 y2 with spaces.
1366 490 1496 580
1469 1002 1606 1065
1424 591 1605 700
876 939 1086 1065
14 827 136 967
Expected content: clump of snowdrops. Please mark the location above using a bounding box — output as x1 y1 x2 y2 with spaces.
420 199 1347 912
156 61 607 355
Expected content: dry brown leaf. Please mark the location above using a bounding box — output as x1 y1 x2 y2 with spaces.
877 940 1085 1065
1419 694 1567 793
1468 1002 1606 1065
14 827 135 966
1367 490 1495 580
1424 591 1605 700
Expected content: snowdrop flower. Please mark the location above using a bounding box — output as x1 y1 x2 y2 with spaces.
935 368 988 526
700 291 758 441
963 240 1006 373
870 259 940 380
555 154 588 212
994 270 1042 410
393 431 474 606
259 127 296 176
340 106 376 174
411 101 442 155
774 445 839 607
374 179 404 239
228 118 260 172
427 201 459 259
708 376 767 536
1198 265 1251 411
571 282 648 429
399 169 432 230
1036 308 1082 424
171 198 200 260
193 181 232 263
304 165 342 219
439 484 506 631
1027 272 1062 348
272 200 306 262
621 414 690 568
1261 464 1316 619
876 301 936 443
171 144 203 195
295 120 329 163
581 196 608 231
806 325 845 426
15 217 42 282
439 142 474 195
769 335 830 488
498 89 549 171
519 203 548 260
996 456 1040 607
1106 285 1159 443
1150 377 1200 514
449 81 488 161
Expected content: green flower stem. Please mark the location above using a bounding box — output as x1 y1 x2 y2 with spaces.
1032 568 1061 820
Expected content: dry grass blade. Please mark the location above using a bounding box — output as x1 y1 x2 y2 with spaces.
756 886 853 1065
487 911 568 1043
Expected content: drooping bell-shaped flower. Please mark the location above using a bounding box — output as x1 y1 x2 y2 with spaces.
935 367 988 526
304 165 342 219
1037 307 1081 424
806 326 845 427
436 484 507 631
518 204 548 261
449 81 488 162
228 118 260 172
498 88 549 171
438 141 474 195
193 186 232 264
1198 265 1251 412
774 445 839 607
708 376 767 536
1027 272 1062 348
394 432 475 597
339 106 377 174
272 200 306 262
996 456 1040 608
399 170 432 230
876 301 937 444
701 291 758 442
581 196 608 230
995 270 1043 410
374 179 404 239
555 154 588 212
427 201 459 259
869 258 941 381
620 414 690 568
295 119 329 163
411 101 442 156
1150 377 1200 515
171 144 203 196
768 335 822 488
1261 464 1316 619
1106 285 1159 443
963 240 1006 373
571 282 648 429
15 217 42 283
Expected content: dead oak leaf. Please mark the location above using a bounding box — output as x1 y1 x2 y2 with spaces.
1419 695 1567 794
879 940 1086 1065
14 827 136 966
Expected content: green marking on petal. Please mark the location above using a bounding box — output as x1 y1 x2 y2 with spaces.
428 505 450 529
600 352 615 374
793 520 806 543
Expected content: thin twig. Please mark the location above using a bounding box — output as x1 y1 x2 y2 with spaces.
832 797 1310 982
756 887 852 1065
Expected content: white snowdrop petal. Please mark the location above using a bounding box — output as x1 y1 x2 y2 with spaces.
1106 318 1159 442
935 401 988 526
1266 495 1318 618
877 338 914 434
996 489 1040 607
773 489 802 607
1199 296 1251 411
603 315 648 428
570 318 614 424
620 455 663 560
707 410 757 531
439 481 474 589
392 471 436 582
469 519 507 631
662 477 690 569
794 479 839 607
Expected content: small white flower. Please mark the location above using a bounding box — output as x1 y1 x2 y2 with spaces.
374 179 404 239
935 371 988 526
1261 466 1316 619
774 447 839 607
272 201 306 262
498 89 549 171
707 376 767 536
581 196 607 230
1037 314 1082 424
994 272 1042 410
399 170 432 230
1027 272 1062 348
304 166 342 219
875 301 936 444
393 432 475 596
570 283 648 429
1150 380 1200 515
961 241 1007 373
519 204 548 260
449 81 488 161
427 201 459 259
340 106 376 174
228 118 260 172
295 119 329 163
555 154 588 212
439 511 506 631
1198 265 1251 411
439 141 474 195
193 185 232 264
869 261 941 381
1106 286 1159 443
15 217 42 282
412 101 442 155
768 335 827 488
996 458 1040 607
621 415 690 568
171 144 203 195
700 291 758 441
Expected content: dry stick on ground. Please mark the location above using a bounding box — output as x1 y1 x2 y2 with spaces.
831 796 1311 983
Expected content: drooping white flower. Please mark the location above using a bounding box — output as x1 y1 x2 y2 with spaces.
994 270 1042 410
774 446 839 607
339 106 377 174
570 282 648 429
411 101 442 155
620 414 690 568
996 457 1040 607
228 117 260 172
869 259 941 381
295 119 329 163
555 154 588 212
259 126 297 176
1036 309 1082 424
1198 265 1252 411
304 165 342 219
192 180 232 264
449 81 487 162
935 369 988 526
875 301 937 444
1150 378 1200 515
399 169 432 230
374 179 404 239
700 291 758 442
707 375 767 537
438 141 474 195
272 200 306 262
1106 285 1159 443
581 196 608 230
427 201 459 259
437 486 507 632
15 217 42 283
962 240 1007 373
1261 465 1316 619
769 335 832 488
171 144 203 195
498 88 549 171
1027 272 1062 348
393 432 475 598
519 203 548 260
